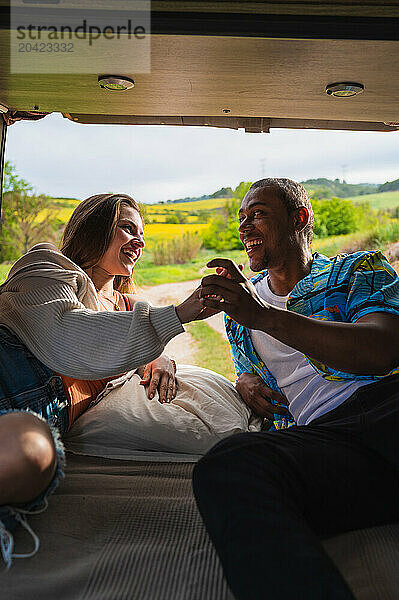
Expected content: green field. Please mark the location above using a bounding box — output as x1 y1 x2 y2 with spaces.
347 191 399 210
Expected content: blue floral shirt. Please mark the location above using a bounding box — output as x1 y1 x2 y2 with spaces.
225 251 399 430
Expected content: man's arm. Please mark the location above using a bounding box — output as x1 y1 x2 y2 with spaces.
255 309 399 376
200 260 399 376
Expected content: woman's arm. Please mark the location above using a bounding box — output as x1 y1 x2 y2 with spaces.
0 246 210 380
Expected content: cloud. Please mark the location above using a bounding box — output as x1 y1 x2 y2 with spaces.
5 113 399 203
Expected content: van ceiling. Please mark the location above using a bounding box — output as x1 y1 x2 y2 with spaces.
0 1 398 132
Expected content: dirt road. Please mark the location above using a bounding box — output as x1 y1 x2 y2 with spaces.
136 279 227 364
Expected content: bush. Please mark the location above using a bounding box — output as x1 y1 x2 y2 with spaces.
312 197 376 238
151 232 202 265
202 198 242 251
202 216 242 251
164 210 188 224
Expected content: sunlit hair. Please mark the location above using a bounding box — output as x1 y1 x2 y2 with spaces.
248 178 314 244
61 193 142 293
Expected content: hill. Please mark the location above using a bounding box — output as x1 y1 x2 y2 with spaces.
164 186 233 205
378 179 399 193
301 178 378 199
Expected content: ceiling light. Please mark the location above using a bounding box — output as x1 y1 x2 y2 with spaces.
98 75 135 91
0 103 8 113
325 82 364 98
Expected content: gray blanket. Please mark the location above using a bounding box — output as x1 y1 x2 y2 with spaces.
4 454 399 599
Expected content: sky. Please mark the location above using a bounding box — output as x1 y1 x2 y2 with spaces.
4 112 399 204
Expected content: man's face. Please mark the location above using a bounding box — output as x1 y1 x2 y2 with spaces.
238 187 295 271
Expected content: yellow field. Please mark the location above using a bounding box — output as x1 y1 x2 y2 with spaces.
37 198 210 249
147 198 231 212
41 197 229 225
146 213 200 224
144 223 208 242
37 197 81 223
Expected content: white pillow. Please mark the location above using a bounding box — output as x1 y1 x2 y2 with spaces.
64 364 262 457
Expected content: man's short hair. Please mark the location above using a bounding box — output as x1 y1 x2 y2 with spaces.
248 178 314 244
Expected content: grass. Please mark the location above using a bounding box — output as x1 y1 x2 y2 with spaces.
346 191 399 210
134 248 248 286
187 321 236 381
311 232 368 256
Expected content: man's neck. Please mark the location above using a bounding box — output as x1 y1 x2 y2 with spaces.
267 248 313 296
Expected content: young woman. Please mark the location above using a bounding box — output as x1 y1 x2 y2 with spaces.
0 193 208 567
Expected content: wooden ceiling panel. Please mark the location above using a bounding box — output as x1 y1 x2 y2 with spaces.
0 32 398 128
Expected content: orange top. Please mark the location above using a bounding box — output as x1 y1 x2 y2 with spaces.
61 292 132 429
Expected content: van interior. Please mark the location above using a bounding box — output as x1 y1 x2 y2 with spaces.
1 2 399 598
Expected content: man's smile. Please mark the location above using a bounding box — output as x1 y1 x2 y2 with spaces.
243 238 263 255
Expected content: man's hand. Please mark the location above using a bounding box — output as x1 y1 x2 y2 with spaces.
235 373 289 419
199 258 272 329
139 356 177 403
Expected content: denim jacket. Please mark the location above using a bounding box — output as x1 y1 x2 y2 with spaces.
225 251 399 430
0 326 69 435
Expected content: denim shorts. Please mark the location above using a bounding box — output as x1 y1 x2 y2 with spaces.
0 326 69 568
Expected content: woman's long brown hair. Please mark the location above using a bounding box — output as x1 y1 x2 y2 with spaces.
60 193 142 293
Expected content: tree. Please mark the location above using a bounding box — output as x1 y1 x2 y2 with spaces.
2 160 34 196
1 162 60 261
234 181 252 201
209 187 234 199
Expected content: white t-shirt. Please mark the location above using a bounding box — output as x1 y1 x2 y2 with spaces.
250 276 371 425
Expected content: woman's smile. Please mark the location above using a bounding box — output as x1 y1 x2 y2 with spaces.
98 205 145 277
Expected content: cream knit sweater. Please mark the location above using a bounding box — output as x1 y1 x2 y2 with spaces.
0 244 184 379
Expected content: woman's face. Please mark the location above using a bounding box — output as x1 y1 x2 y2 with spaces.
97 204 145 277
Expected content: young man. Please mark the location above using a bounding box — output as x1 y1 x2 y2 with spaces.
193 178 399 600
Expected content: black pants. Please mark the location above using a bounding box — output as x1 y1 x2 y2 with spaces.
193 375 399 600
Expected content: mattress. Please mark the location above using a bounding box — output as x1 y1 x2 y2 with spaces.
5 453 399 600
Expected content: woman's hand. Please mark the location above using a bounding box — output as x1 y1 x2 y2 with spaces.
235 372 289 419
139 355 177 403
175 287 220 323
175 262 244 324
